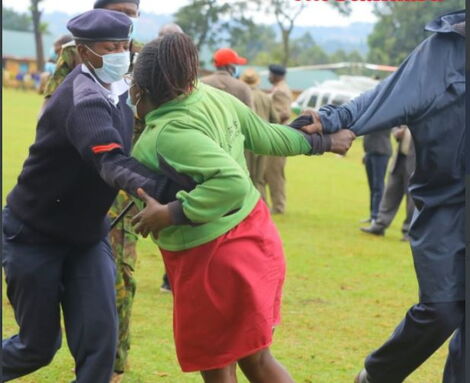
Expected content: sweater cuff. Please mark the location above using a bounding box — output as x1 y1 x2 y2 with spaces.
311 133 331 155
168 200 192 225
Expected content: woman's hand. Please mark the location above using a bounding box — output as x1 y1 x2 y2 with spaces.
131 188 172 238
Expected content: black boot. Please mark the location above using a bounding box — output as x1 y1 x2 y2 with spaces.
360 223 385 236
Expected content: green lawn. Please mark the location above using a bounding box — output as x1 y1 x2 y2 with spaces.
2 88 447 383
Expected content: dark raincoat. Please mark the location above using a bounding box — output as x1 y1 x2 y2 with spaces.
319 10 466 303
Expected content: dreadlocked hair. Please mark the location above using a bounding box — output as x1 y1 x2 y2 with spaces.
134 33 199 106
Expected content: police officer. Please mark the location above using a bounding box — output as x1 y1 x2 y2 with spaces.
264 64 293 214
2 10 177 383
240 68 280 198
44 0 142 100
42 2 145 382
294 10 465 383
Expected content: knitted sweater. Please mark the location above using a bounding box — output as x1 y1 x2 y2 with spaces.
7 65 176 245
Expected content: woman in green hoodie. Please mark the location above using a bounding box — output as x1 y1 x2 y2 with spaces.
127 33 354 383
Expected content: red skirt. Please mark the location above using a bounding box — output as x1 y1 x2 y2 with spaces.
160 199 286 372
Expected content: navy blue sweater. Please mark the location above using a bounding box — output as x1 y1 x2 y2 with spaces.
7 66 176 245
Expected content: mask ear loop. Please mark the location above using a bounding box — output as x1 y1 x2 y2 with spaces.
83 45 103 72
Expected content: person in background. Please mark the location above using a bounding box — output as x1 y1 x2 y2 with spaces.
39 34 73 94
158 23 183 36
361 128 392 224
263 64 293 214
361 125 415 241
292 10 465 383
201 47 253 108
240 68 280 199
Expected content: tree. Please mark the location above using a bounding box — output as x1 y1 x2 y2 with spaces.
368 1 465 66
251 0 351 67
30 0 45 72
174 0 232 52
289 32 330 66
227 18 277 62
2 7 32 32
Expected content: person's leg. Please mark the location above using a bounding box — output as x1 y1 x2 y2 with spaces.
201 363 237 383
2 207 64 381
370 154 389 221
443 320 465 383
238 348 294 383
265 156 286 214
374 160 406 231
109 193 138 375
401 178 416 235
364 301 464 383
2 242 64 381
364 153 374 220
62 238 118 383
253 155 268 202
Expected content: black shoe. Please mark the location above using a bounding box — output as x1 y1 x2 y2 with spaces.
360 218 372 224
355 369 371 383
360 225 385 236
160 281 171 293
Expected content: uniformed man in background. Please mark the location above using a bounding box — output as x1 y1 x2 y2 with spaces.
264 64 293 214
361 125 415 241
240 68 280 199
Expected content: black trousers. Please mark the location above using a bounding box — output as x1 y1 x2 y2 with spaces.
365 301 465 383
364 153 390 220
2 207 117 383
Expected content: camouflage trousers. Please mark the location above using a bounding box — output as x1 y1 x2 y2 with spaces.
108 191 139 373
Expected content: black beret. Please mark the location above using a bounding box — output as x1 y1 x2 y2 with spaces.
269 64 287 76
67 9 133 42
94 0 140 8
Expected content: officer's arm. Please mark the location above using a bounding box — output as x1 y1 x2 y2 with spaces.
318 35 464 136
65 97 168 200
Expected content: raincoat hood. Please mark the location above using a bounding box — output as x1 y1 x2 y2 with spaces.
425 10 465 37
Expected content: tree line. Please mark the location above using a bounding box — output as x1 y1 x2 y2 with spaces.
3 0 465 72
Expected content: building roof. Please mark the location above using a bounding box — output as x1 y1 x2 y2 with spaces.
2 29 57 60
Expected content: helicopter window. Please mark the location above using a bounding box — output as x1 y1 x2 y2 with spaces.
307 94 318 108
320 93 330 106
331 95 350 106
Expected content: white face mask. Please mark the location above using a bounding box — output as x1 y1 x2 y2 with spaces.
126 92 142 120
86 45 130 84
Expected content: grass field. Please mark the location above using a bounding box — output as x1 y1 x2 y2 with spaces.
2 88 448 383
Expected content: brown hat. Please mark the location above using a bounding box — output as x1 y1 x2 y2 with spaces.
240 69 260 86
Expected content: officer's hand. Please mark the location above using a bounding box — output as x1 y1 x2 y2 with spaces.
132 188 172 239
299 110 323 134
328 130 356 155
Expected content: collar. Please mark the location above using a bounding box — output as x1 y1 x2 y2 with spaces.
425 10 466 37
81 64 129 107
144 82 205 124
214 70 232 77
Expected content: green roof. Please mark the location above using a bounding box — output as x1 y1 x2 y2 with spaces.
241 65 338 91
2 29 56 60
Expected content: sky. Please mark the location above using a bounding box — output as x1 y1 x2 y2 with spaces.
3 0 377 27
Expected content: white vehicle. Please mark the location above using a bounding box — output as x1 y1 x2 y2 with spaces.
291 75 379 115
